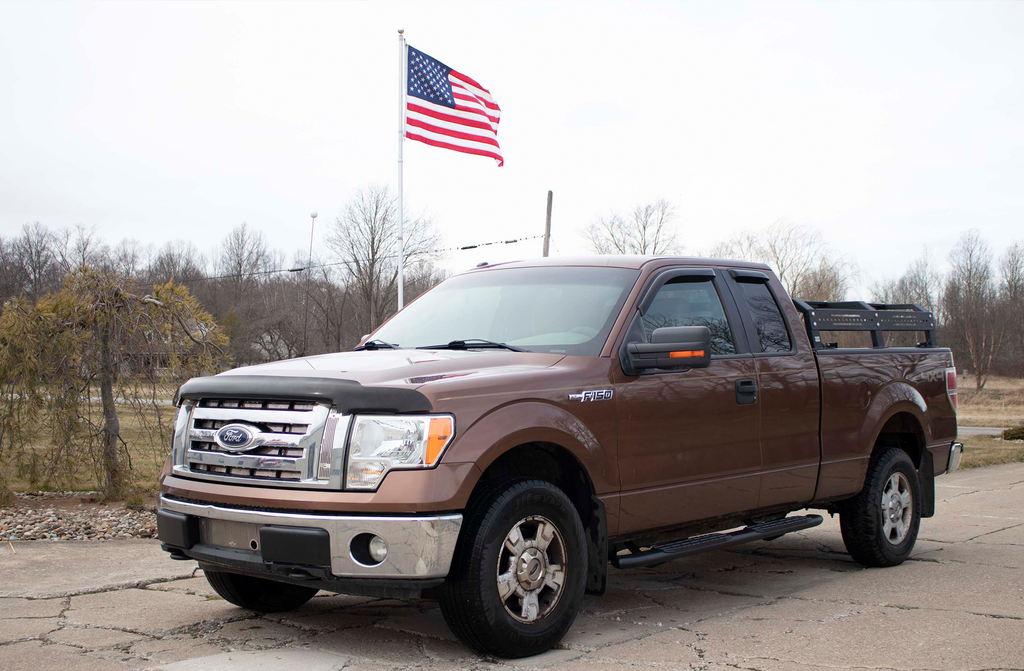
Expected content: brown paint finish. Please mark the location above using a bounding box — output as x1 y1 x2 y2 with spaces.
751 276 822 509
813 349 956 501
613 356 761 534
160 256 957 546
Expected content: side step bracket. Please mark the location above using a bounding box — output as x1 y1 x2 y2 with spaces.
611 514 823 570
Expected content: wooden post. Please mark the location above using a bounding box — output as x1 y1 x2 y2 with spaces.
543 190 553 257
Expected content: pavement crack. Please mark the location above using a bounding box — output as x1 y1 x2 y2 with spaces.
966 521 1024 542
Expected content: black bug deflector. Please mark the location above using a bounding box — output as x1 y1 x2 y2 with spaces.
174 375 432 414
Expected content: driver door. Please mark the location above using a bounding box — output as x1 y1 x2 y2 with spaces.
613 269 761 535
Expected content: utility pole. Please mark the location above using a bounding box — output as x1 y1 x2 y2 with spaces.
301 211 317 357
543 190 553 257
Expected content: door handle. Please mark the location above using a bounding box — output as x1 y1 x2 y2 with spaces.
735 379 757 405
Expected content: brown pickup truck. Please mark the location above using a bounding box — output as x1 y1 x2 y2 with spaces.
157 256 962 657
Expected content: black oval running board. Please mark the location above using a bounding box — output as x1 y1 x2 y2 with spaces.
611 514 823 569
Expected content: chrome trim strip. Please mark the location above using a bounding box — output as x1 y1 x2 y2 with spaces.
190 407 318 424
185 450 304 472
159 495 462 579
189 428 305 449
948 441 964 474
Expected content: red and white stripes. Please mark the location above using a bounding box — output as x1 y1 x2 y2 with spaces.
406 69 503 166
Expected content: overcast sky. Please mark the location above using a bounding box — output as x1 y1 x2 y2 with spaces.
1 0 1021 294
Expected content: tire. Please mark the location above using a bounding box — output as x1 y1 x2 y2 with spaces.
439 478 588 658
839 447 922 567
204 570 318 613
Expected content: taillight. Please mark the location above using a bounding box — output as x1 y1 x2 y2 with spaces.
945 367 957 412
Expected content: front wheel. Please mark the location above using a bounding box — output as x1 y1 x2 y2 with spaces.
204 570 318 613
839 447 922 567
439 479 587 658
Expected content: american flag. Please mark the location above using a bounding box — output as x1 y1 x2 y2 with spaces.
405 46 503 166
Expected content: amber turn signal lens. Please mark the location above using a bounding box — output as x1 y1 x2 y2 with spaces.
669 350 705 358
426 417 454 465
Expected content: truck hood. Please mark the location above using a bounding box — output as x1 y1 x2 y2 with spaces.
218 349 566 390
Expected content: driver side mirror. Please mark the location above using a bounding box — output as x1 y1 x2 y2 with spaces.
627 326 712 371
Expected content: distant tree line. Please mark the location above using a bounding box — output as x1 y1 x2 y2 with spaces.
0 186 445 368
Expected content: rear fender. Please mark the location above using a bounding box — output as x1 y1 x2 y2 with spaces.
847 381 930 494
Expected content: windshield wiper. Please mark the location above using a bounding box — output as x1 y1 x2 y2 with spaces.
353 339 400 351
416 339 524 352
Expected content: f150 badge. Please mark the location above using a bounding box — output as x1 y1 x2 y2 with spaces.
568 389 613 402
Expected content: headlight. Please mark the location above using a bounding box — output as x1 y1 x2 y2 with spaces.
346 415 454 490
171 403 192 463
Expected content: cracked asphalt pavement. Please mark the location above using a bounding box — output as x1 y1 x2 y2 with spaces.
2 463 1023 671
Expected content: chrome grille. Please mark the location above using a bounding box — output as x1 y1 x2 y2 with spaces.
171 396 340 489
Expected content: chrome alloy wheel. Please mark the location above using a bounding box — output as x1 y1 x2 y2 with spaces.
496 515 567 623
880 472 913 545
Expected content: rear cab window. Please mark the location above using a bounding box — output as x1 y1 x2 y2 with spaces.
736 282 792 353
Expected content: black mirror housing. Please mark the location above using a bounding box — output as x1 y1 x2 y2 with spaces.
627 326 712 371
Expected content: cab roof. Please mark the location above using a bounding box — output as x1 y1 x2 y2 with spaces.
465 255 773 272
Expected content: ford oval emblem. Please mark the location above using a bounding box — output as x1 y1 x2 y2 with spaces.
215 424 258 452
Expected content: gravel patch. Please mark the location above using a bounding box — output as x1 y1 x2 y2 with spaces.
1 492 157 541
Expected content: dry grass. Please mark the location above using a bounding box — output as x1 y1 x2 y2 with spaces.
959 434 1024 470
6 402 174 495
955 375 1024 428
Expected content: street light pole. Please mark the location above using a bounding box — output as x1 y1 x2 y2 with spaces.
301 211 317 357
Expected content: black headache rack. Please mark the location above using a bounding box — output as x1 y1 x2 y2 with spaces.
792 299 937 350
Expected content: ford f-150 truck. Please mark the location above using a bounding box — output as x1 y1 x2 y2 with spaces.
157 256 962 657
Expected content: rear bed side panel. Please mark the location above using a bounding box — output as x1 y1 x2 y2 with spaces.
812 349 957 502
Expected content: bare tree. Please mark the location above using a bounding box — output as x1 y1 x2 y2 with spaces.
15 222 62 301
713 220 854 299
942 230 1004 389
147 240 207 285
327 185 440 337
795 256 854 301
54 224 107 274
217 223 272 303
873 252 942 315
998 242 1024 376
583 199 680 255
0 235 28 304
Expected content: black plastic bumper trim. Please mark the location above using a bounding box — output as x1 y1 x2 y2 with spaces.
160 542 441 599
260 525 332 567
157 509 200 550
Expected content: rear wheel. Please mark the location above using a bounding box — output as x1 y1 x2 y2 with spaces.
439 479 587 658
204 570 318 612
839 447 922 567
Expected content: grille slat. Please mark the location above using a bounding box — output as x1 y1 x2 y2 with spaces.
182 397 330 487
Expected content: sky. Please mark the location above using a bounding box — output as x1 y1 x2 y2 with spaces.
1 0 1021 295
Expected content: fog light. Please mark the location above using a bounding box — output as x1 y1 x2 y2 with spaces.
368 535 388 563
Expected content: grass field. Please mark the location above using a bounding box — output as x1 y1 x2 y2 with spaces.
5 402 173 496
959 434 1024 470
956 375 1024 428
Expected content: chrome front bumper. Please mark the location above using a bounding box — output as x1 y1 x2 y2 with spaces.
158 495 462 579
948 442 964 473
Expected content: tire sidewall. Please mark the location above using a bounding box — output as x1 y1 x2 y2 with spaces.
870 451 922 562
474 482 587 649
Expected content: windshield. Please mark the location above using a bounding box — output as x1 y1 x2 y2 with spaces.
372 266 641 356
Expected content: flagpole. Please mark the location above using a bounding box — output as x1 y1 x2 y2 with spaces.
397 28 407 311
